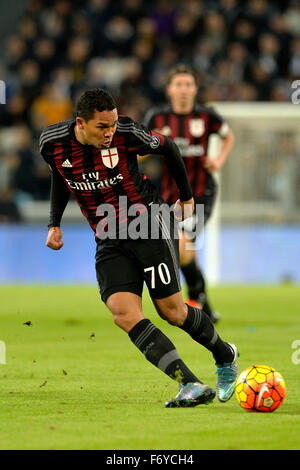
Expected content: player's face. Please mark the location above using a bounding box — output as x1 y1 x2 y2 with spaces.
167 74 198 108
79 109 118 149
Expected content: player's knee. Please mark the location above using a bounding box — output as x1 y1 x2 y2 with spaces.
106 293 143 332
111 309 125 327
161 305 186 327
110 304 143 332
112 310 138 332
110 304 129 323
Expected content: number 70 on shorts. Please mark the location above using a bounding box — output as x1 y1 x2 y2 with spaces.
144 263 171 289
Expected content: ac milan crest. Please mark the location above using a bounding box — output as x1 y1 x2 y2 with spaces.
101 147 119 168
189 119 204 137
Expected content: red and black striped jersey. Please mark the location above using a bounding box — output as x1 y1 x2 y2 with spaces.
40 115 192 234
143 103 229 204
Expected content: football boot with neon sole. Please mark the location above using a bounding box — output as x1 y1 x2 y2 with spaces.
216 343 239 402
165 382 216 408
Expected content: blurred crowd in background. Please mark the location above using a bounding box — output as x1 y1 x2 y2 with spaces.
0 0 300 222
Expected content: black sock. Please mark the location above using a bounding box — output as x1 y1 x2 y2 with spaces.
128 319 202 385
181 259 201 300
181 260 214 316
180 304 233 364
202 300 214 318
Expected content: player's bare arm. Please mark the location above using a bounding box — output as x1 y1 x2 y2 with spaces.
204 127 235 173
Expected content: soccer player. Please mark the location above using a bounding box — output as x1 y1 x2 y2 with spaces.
40 88 238 407
143 65 235 323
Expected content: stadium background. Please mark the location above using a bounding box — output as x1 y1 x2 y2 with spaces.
0 0 299 285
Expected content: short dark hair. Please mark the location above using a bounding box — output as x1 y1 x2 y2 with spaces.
76 88 117 122
166 65 198 86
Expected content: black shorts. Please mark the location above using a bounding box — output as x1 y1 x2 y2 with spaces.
95 236 181 304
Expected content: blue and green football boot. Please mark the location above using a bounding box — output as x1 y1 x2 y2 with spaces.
216 343 239 402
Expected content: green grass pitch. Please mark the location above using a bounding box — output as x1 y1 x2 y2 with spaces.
0 284 300 450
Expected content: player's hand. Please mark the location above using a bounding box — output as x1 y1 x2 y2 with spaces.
203 157 222 173
46 227 64 250
174 198 194 221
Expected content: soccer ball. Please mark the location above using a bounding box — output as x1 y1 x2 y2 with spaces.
235 365 286 412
